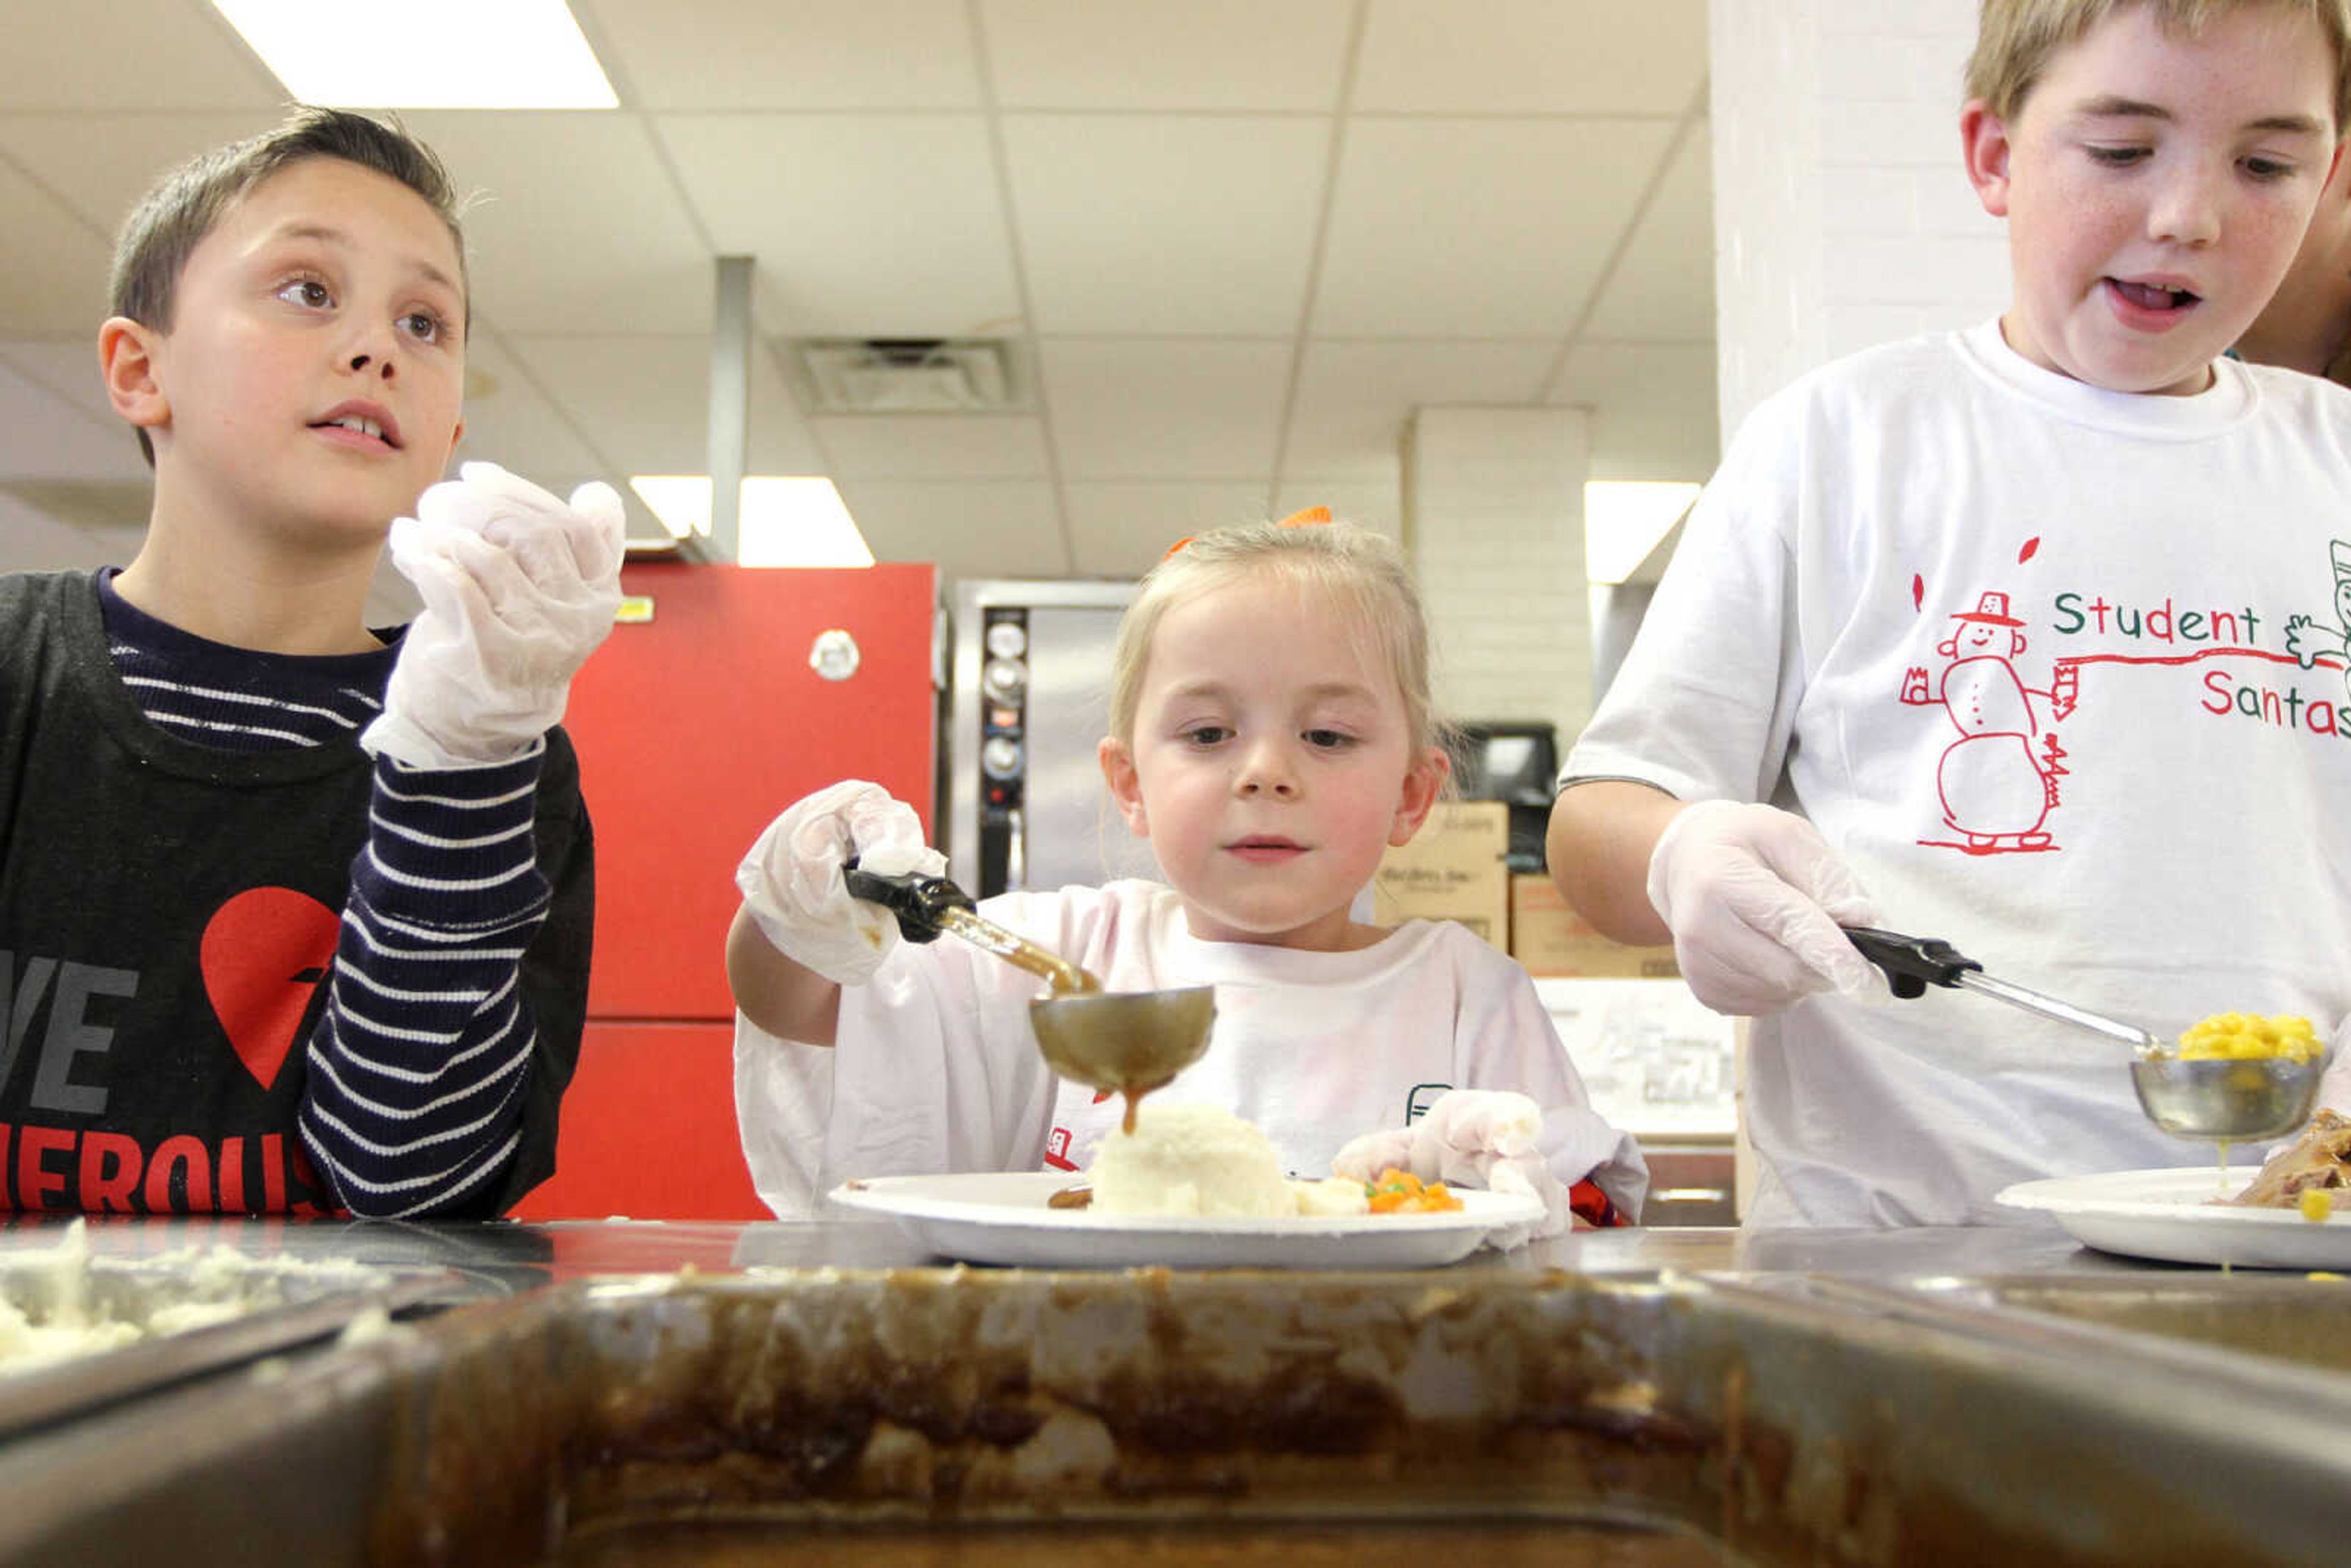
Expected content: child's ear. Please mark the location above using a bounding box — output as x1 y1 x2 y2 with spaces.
1960 99 2015 218
1100 737 1149 837
1387 746 1451 847
99 317 169 435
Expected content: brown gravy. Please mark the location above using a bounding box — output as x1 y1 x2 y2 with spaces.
550 1516 1750 1567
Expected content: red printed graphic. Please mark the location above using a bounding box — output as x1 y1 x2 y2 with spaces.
200 887 339 1090
1043 1125 1078 1172
1900 591 2064 855
0 1120 334 1215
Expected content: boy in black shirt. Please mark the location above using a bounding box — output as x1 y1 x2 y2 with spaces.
0 108 622 1217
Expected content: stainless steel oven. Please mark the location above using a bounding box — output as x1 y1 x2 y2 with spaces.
944 579 1160 898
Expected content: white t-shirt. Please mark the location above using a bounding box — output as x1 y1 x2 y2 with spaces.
1564 320 2351 1228
735 879 1648 1220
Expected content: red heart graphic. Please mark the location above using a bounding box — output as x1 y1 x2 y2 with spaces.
201 887 340 1091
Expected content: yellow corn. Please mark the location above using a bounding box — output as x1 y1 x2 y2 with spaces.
2177 1012 2321 1063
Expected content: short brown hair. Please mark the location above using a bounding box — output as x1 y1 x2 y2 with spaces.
1966 0 2351 127
108 106 469 463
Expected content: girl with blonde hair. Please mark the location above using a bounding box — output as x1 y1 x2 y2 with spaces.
729 514 1645 1235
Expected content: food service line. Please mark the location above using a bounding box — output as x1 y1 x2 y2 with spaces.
2 1214 2350 1566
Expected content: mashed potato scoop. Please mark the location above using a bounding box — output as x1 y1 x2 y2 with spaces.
844 863 1215 1100
1844 926 2324 1142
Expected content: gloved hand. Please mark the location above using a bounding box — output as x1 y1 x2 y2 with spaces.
2317 1015 2351 1116
362 462 627 770
735 780 947 986
1333 1089 1579 1243
1646 799 1882 1016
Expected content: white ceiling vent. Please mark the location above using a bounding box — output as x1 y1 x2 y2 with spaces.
790 338 1022 415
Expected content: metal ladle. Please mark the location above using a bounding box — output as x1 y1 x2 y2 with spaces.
842 863 1216 1098
1843 927 2325 1142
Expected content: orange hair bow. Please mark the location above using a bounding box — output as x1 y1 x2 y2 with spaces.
1161 505 1332 561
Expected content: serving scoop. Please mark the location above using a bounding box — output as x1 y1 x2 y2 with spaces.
1843 927 2325 1143
842 863 1215 1101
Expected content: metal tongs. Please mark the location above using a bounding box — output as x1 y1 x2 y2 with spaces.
1843 927 2325 1142
843 863 1215 1095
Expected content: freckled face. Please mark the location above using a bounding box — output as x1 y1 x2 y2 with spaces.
1963 4 2336 394
1101 573 1442 950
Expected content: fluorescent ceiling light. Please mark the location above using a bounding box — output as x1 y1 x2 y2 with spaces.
211 1 618 109
1584 481 1700 586
629 476 876 569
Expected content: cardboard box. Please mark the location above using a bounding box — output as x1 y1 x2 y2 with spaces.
1372 801 1509 950
1510 873 1681 978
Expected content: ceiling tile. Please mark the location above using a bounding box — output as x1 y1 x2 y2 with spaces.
1546 341 1719 482
833 477 1067 578
0 337 116 427
0 1 279 111
811 415 1048 478
982 0 1354 110
1578 122 1714 343
399 112 718 336
1312 118 1676 338
0 112 282 243
1003 115 1328 334
1354 0 1708 114
444 329 610 484
0 358 147 480
655 114 1022 339
1061 480 1276 577
580 0 981 109
0 492 138 574
1283 340 1556 480
0 162 111 336
1041 339 1291 478
1273 480 1401 539
501 332 825 481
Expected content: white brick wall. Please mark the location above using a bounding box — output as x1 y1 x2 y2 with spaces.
1712 0 2006 441
1403 407 1591 746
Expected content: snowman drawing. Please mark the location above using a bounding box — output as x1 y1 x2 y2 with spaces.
1913 591 2061 853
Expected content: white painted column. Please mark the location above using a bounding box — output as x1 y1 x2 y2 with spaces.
1709 0 2004 443
1402 406 1592 742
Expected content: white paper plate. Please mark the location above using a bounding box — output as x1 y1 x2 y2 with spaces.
828 1172 1543 1270
1997 1167 2351 1269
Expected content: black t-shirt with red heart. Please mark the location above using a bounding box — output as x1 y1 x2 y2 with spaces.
0 571 590 1217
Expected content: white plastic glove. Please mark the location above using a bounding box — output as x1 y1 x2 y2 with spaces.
735 780 947 986
362 461 626 771
1645 799 1882 1017
2315 1015 2351 1116
1332 1090 1592 1244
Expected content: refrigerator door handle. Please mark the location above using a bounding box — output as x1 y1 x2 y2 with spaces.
1007 805 1026 891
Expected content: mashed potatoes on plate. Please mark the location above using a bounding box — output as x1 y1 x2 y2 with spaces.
1087 1103 1370 1218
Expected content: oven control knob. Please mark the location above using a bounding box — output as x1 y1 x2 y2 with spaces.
984 620 1028 659
981 736 1023 780
983 656 1027 702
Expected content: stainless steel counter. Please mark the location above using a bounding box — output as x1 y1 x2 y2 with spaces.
0 1210 2161 1289
1 1215 2344 1568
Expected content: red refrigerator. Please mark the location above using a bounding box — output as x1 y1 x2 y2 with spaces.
511 560 937 1220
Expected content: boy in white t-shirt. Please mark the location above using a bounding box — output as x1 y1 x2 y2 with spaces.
1550 0 2351 1228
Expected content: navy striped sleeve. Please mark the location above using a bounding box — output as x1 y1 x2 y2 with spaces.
298 745 554 1217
